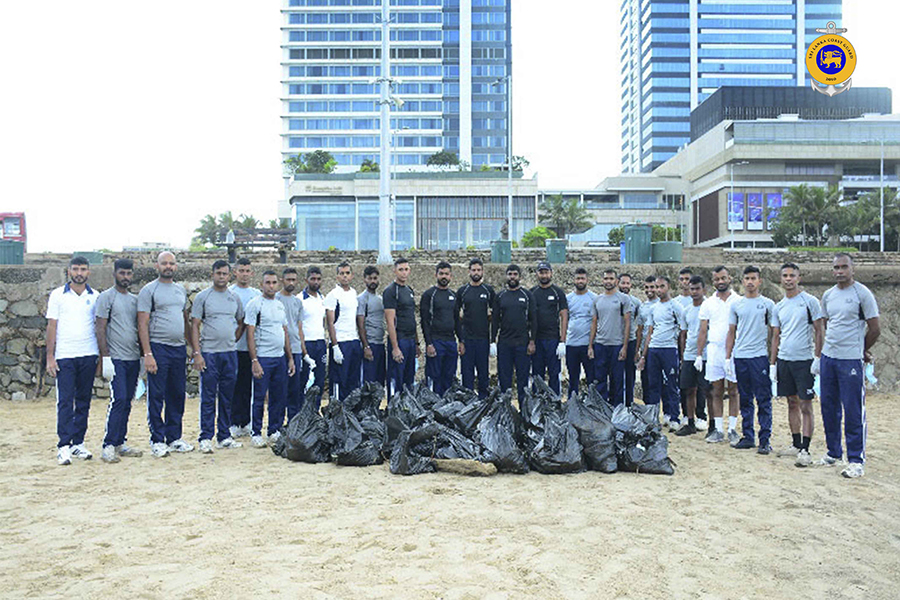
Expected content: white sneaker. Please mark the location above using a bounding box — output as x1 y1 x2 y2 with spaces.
795 449 812 468
232 425 251 439
168 439 194 453
727 429 740 445
70 444 93 460
268 431 282 446
199 439 214 454
695 418 708 432
216 437 243 449
841 463 864 478
151 442 170 458
116 444 143 458
817 453 840 467
777 443 800 458
101 445 120 463
229 425 241 439
57 445 72 466
668 419 681 432
251 435 267 448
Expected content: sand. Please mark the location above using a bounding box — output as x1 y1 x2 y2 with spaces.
1 393 899 600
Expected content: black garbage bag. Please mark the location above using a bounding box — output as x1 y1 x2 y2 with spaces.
581 384 614 421
325 401 383 467
433 400 467 426
566 392 617 473
442 382 479 406
611 402 657 439
478 391 528 474
384 385 432 454
282 387 331 463
617 435 674 475
521 378 584 474
270 426 288 457
415 383 443 411
343 381 385 421
390 426 437 475
389 420 484 475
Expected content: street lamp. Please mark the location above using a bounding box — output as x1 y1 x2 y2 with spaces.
730 160 749 249
492 75 513 242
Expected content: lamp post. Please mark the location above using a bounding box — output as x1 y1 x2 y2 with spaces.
493 75 513 242
377 1 392 264
729 160 749 249
880 138 885 252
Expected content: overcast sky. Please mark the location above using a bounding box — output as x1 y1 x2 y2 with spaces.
0 2 896 252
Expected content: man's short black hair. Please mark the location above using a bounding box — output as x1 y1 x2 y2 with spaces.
781 262 800 273
307 266 321 277
70 256 90 267
713 265 729 274
834 252 854 264
363 265 379 277
113 258 133 272
212 259 230 272
506 263 520 274
656 276 671 286
337 261 352 273
394 257 409 267
679 267 693 276
574 267 588 276
468 257 483 268
689 275 705 287
743 265 761 276
619 272 632 281
282 267 298 277
435 260 452 273
644 275 657 284
603 268 618 277
236 257 252 267
262 270 278 279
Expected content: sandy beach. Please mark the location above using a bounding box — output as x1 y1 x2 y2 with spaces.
1 392 898 599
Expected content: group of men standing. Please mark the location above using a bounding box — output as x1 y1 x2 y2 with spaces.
48 252 879 478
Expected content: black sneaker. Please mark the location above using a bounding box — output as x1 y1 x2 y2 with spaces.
675 423 698 437
757 443 773 455
731 436 756 450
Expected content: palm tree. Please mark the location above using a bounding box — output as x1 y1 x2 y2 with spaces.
236 214 260 231
784 184 817 245
538 195 593 239
267 218 292 229
193 214 218 246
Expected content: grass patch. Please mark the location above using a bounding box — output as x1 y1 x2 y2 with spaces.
787 246 859 253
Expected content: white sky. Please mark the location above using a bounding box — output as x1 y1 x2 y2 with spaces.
0 1 896 252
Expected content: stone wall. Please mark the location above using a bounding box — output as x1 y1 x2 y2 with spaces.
4 251 899 399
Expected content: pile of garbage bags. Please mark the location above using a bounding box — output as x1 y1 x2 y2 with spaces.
271 379 674 476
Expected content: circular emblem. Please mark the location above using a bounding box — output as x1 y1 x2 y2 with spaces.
806 34 856 85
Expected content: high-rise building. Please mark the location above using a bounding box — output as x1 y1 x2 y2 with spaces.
620 0 843 174
281 0 511 176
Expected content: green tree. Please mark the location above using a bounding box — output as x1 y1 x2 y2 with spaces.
217 211 237 233
512 155 530 172
236 214 259 231
539 195 593 238
651 225 682 242
267 218 292 229
359 158 379 173
607 226 625 246
426 150 460 169
521 226 555 248
283 151 337 175
193 214 218 246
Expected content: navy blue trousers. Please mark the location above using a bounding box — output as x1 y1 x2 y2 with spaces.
566 345 593 398
461 338 490 399
426 340 458 397
103 358 139 448
232 350 253 428
55 354 98 448
330 340 362 401
147 343 186 445
820 355 867 464
593 343 625 405
300 340 326 411
388 338 417 397
734 356 773 446
252 355 288 436
362 342 387 388
498 343 530 401
531 339 561 395
647 347 680 422
199 351 237 442
286 352 304 422
624 339 637 406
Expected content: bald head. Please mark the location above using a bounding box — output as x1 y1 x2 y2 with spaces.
156 251 177 281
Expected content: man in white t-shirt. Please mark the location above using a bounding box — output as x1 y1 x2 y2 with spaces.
299 266 327 411
696 265 742 444
325 261 362 401
46 256 100 465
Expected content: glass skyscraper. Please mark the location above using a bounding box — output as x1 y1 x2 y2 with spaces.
282 0 511 171
620 0 842 173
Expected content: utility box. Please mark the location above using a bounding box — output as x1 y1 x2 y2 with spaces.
623 224 652 264
490 240 512 264
651 241 683 263
0 240 24 265
545 238 567 264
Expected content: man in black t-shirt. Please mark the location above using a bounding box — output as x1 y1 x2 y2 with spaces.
491 264 537 401
530 262 568 395
383 257 420 396
456 257 495 399
420 261 459 396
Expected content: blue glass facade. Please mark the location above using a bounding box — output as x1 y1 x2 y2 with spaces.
282 0 512 169
621 0 843 173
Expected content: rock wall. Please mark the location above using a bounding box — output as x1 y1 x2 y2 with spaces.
4 252 898 400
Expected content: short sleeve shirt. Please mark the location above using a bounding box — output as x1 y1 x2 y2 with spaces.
95 288 139 361
698 291 741 346
624 295 640 341
531 285 568 341
727 295 776 359
681 302 707 361
591 291 631 346
565 290 596 347
300 289 326 342
821 282 879 360
772 291 822 361
383 282 417 340
47 284 99 359
646 299 685 349
191 287 244 354
244 296 287 358
357 289 385 344
276 293 304 354
229 285 261 351
324 286 359 343
137 280 188 347
636 298 658 328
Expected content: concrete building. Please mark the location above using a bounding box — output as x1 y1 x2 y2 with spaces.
620 0 843 174
285 171 537 251
281 0 512 174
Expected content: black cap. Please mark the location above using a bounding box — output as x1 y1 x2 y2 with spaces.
536 261 552 271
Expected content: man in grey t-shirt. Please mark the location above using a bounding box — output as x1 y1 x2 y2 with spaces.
190 260 245 453
725 266 776 453
588 269 631 405
137 251 193 457
278 267 312 422
565 267 596 398
358 265 386 388
229 257 262 438
95 258 143 462
618 274 641 406
638 277 685 427
818 253 880 478
675 275 710 437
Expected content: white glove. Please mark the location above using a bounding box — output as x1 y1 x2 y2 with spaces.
725 358 736 380
693 356 703 373
102 356 115 380
490 343 497 358
332 345 344 365
556 342 566 359
810 356 820 376
769 364 778 384
303 354 317 371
